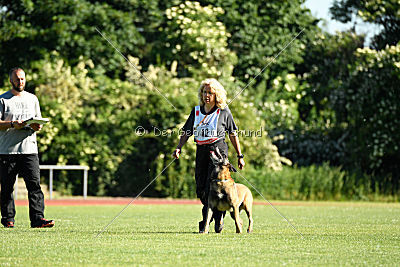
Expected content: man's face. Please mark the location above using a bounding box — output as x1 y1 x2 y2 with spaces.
10 70 26 92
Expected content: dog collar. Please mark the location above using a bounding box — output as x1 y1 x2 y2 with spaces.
212 179 231 183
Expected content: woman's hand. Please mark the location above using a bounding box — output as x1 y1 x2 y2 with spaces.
172 148 181 159
229 133 245 169
173 134 189 159
238 158 245 169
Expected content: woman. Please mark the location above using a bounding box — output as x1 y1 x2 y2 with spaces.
172 78 245 233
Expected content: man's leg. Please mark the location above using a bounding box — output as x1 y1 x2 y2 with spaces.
0 155 18 226
18 154 44 223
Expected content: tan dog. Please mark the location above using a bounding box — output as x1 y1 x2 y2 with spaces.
202 148 253 234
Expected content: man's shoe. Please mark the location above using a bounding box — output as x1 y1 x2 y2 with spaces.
31 218 55 228
2 221 14 228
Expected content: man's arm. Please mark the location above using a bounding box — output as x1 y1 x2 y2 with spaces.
28 96 43 132
34 96 42 118
0 120 27 130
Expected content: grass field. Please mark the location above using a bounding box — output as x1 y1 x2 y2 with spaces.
1 201 399 266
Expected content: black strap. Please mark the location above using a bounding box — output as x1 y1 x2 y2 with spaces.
0 99 4 121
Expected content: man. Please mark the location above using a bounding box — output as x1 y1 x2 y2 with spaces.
0 67 54 228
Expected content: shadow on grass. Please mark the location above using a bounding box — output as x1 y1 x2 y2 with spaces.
96 231 198 235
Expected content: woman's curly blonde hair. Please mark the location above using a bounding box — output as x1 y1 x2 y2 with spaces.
198 78 227 109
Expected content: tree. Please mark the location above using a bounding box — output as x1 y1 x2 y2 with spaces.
1 0 328 197
203 0 319 94
161 1 237 79
284 29 400 194
330 0 400 49
258 31 364 167
0 0 161 84
340 44 400 193
30 52 145 195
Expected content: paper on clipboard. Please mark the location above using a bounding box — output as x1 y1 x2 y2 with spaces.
24 117 50 125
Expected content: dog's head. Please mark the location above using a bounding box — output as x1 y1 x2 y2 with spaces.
210 147 237 181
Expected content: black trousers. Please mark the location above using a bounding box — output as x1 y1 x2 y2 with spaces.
0 154 45 224
195 139 228 205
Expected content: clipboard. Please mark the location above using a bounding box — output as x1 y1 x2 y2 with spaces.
24 117 50 125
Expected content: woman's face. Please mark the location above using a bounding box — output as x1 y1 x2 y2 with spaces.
203 85 216 106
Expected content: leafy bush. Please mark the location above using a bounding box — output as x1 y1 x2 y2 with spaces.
282 33 400 196
343 45 400 180
241 163 398 201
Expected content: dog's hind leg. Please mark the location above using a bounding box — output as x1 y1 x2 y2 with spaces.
241 188 254 233
229 210 243 227
245 204 253 233
229 211 235 220
232 206 243 233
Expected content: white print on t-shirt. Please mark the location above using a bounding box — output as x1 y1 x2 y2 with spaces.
193 105 221 145
11 101 31 118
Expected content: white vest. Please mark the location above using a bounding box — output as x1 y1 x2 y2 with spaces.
193 105 221 145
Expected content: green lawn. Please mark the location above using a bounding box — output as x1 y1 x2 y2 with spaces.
1 202 399 266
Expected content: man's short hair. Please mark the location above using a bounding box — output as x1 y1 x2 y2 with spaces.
9 67 24 80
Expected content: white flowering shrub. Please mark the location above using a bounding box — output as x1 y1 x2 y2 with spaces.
163 1 237 78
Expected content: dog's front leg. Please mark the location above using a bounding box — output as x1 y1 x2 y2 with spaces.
202 206 213 234
233 205 243 233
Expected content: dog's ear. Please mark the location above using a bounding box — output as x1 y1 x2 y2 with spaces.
229 163 237 173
